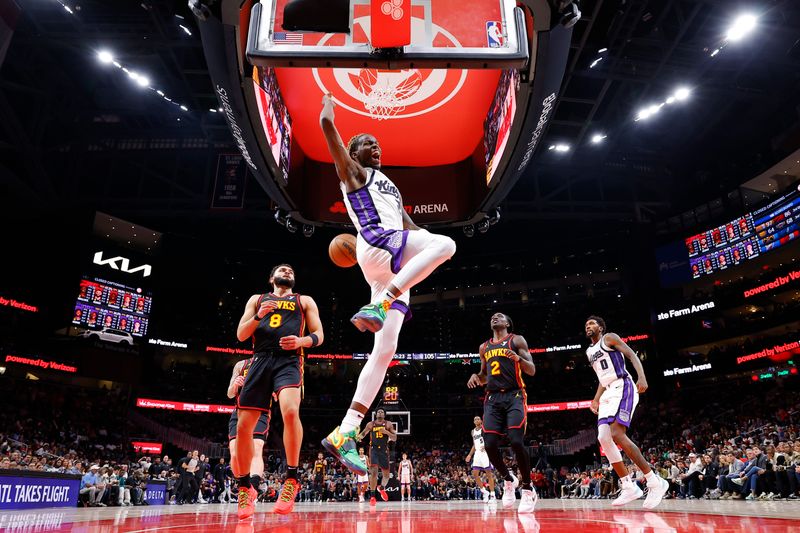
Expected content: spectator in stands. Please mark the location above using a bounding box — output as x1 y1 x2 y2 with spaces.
80 464 106 507
700 453 719 498
720 450 745 499
118 464 132 506
679 453 704 499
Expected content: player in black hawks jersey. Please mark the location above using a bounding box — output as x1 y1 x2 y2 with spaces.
467 312 537 513
233 264 324 518
357 408 396 505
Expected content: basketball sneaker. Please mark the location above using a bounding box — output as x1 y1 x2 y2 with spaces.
350 302 387 333
481 487 490 501
502 472 519 507
612 482 643 507
518 488 538 513
642 476 669 509
272 478 299 515
237 486 258 520
322 426 367 475
369 496 377 506
378 486 388 501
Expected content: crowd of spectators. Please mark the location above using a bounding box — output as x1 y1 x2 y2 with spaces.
2 374 800 506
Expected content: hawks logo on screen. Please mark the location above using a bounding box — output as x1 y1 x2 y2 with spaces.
312 16 467 119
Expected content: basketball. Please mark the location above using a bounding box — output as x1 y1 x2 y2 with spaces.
328 233 358 268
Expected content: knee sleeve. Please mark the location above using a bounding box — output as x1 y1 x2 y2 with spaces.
598 424 623 463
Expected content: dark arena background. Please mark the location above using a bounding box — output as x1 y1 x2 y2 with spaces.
1 0 800 531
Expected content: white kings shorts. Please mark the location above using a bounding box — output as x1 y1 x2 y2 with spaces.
471 450 493 470
356 228 446 309
597 376 639 428
357 473 369 484
401 471 411 485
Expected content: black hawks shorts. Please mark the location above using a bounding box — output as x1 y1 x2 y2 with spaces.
482 389 527 435
237 352 303 411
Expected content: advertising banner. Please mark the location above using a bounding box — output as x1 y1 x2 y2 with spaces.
0 472 79 510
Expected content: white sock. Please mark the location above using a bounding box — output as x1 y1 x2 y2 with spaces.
371 289 398 308
620 474 632 487
645 470 658 484
340 409 364 433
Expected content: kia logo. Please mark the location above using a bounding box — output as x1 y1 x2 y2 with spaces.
93 251 152 278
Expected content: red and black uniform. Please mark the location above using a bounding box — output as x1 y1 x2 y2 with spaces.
369 420 390 469
237 293 306 410
228 357 271 441
481 333 527 435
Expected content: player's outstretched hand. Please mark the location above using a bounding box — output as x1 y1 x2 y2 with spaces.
467 374 482 389
279 335 306 350
590 399 599 415
636 377 648 394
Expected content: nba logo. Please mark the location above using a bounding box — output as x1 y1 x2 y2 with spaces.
486 21 504 48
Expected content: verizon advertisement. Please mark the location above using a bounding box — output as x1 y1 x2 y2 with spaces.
136 398 234 414
132 441 163 454
527 400 592 413
744 269 800 298
736 340 800 365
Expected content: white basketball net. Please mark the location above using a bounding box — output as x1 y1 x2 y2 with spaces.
356 69 423 120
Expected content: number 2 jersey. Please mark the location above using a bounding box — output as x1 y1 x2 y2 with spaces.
251 293 306 355
482 333 526 391
586 334 633 387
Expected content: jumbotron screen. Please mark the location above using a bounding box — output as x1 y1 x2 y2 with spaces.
72 278 152 337
686 185 800 279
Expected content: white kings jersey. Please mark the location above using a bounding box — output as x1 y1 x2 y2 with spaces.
586 334 633 387
472 427 486 453
400 460 412 474
341 168 404 232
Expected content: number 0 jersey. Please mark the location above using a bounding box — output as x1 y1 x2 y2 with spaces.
586 334 633 387
482 334 525 391
251 293 305 355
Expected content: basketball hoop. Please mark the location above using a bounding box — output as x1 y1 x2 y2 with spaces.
355 68 423 120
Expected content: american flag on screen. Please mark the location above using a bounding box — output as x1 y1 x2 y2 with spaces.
273 32 303 45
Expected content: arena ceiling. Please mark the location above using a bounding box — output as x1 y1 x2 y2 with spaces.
1 0 800 241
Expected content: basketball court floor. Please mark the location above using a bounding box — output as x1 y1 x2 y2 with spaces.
2 500 799 532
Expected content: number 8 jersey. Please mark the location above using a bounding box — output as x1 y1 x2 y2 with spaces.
252 293 306 354
586 334 632 387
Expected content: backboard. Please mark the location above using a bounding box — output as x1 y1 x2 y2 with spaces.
248 0 528 69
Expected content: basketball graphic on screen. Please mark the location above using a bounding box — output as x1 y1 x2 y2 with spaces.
329 234 358 268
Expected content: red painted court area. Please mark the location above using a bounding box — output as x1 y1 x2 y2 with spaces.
4 503 800 533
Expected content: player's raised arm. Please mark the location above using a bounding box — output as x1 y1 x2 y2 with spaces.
509 335 536 376
319 93 367 190
384 420 397 438
605 333 648 393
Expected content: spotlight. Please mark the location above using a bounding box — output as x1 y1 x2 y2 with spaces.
274 209 288 226
135 75 150 88
726 14 757 42
463 225 475 238
477 218 490 234
285 218 298 233
674 87 690 101
488 207 501 226
590 133 606 144
97 50 114 64
302 224 315 238
548 144 571 152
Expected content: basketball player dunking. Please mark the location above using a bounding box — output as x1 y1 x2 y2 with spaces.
356 408 396 505
584 316 669 509
234 264 324 519
319 94 456 474
465 416 496 502
398 453 414 501
356 447 370 502
226 358 270 495
467 313 537 513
